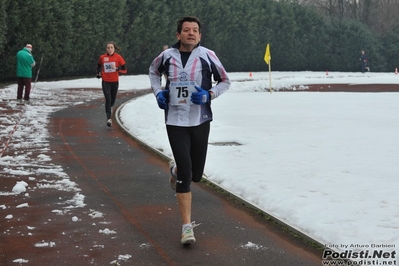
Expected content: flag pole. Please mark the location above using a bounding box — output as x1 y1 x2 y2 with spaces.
268 61 272 94
264 43 272 93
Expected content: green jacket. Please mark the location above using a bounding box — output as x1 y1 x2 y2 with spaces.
16 48 35 78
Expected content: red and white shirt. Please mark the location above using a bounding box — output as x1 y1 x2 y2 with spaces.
98 53 126 82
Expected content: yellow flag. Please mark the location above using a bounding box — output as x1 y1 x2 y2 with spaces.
264 44 271 65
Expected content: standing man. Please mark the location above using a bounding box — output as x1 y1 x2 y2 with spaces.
16 44 36 102
97 41 127 127
149 16 231 245
359 50 370 73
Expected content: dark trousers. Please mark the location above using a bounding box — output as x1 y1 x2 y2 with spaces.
361 62 368 73
17 77 32 100
102 81 119 119
166 121 210 193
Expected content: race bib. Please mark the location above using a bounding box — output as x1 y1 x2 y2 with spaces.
169 81 197 106
104 62 116 73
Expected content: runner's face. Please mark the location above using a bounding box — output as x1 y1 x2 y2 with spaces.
177 22 201 52
106 44 115 55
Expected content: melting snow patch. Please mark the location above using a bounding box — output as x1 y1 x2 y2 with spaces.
13 258 28 263
140 243 151 249
118 254 132 261
5 214 13 219
34 241 56 248
52 209 64 215
37 178 79 192
12 181 28 194
110 254 132 265
0 192 14 196
64 193 85 208
9 169 31 176
16 203 29 208
89 210 103 219
241 241 266 251
57 178 78 188
37 154 51 161
99 228 116 235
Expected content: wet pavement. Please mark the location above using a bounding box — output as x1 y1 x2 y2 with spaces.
0 88 324 265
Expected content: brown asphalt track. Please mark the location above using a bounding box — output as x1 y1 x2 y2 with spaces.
4 83 398 265
304 83 399 92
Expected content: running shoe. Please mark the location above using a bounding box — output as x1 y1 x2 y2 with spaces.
169 160 177 190
107 119 112 127
181 222 200 245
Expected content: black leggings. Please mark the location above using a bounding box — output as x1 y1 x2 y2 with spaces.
166 121 210 193
102 81 119 119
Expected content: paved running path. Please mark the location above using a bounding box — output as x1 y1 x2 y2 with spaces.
1 89 322 265
50 91 323 265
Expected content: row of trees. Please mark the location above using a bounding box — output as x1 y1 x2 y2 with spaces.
0 0 398 82
297 0 399 71
298 0 399 34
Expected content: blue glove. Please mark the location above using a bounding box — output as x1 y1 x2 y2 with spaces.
191 86 209 105
156 90 169 110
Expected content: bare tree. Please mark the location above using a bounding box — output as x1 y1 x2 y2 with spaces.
298 0 399 33
371 0 399 33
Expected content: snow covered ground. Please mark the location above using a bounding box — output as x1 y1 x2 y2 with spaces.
1 71 399 263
